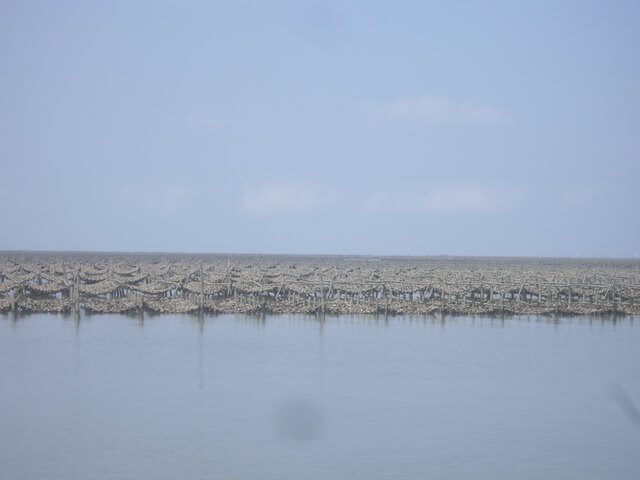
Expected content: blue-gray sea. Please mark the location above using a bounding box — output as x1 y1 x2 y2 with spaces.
1 313 639 479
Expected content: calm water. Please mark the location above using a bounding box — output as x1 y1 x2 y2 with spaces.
1 313 639 479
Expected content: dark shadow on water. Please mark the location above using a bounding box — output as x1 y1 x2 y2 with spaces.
611 384 640 430
275 396 324 443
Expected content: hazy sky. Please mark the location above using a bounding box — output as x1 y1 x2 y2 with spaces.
1 0 638 257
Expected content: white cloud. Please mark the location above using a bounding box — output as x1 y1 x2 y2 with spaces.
242 184 325 214
375 94 503 125
363 185 503 214
117 183 191 214
422 185 497 212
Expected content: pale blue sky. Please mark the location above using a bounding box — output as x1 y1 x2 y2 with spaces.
1 0 638 257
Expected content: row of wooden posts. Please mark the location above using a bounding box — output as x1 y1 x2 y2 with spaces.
5 280 635 313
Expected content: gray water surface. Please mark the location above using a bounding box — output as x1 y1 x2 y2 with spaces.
1 313 639 479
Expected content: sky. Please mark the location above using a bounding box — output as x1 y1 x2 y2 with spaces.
1 0 639 257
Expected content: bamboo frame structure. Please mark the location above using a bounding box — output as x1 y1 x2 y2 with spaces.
1 253 639 316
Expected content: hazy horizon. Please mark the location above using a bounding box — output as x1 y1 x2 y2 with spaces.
1 248 638 261
2 1 639 257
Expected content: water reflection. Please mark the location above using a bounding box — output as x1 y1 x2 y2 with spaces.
198 315 204 391
2 311 636 333
0 312 639 480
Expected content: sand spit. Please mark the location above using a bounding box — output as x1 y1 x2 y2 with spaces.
1 253 639 316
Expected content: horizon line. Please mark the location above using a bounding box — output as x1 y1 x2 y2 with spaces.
0 249 637 261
